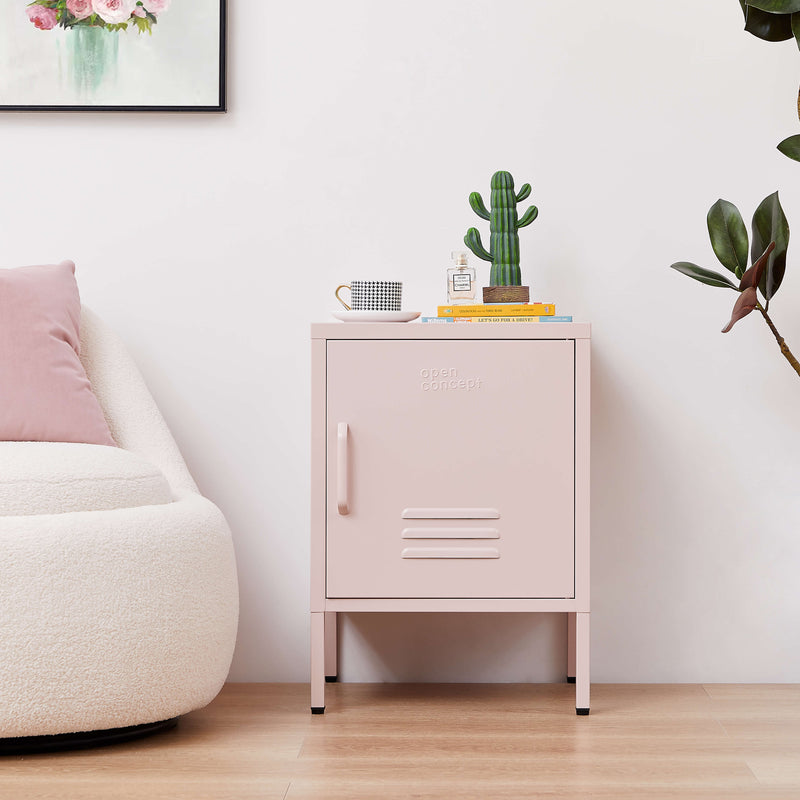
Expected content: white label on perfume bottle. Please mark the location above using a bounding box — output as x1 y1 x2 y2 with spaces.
452 274 472 291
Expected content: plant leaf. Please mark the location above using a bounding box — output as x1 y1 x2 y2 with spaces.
777 133 800 160
751 191 789 300
740 241 775 290
722 286 758 333
746 0 800 13
743 4 794 40
707 199 749 278
792 11 800 47
670 262 739 289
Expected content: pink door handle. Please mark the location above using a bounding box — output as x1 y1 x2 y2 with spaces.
337 423 350 515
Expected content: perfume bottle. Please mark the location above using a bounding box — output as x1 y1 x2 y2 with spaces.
447 251 477 304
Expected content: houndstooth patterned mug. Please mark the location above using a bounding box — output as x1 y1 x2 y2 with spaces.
335 280 402 311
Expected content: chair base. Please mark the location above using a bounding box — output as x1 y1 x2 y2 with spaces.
0 717 179 756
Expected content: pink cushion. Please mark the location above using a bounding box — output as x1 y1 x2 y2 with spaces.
0 261 115 446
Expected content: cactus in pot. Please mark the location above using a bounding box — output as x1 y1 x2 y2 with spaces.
464 170 538 302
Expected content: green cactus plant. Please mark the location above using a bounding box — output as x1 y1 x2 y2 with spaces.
464 170 538 286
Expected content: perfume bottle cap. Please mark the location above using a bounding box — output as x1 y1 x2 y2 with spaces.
451 251 469 266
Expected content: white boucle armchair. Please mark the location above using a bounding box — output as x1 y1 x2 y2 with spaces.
0 308 239 748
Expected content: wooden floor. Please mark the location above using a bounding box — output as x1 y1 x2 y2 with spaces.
2 683 799 800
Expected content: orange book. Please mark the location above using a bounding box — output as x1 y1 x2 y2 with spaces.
437 303 555 317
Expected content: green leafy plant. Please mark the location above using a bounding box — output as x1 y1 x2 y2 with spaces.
464 170 538 286
671 192 800 377
737 0 800 159
738 0 800 42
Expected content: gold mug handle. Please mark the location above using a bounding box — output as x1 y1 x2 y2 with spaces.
335 284 351 311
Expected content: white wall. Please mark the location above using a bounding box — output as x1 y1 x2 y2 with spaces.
2 0 799 683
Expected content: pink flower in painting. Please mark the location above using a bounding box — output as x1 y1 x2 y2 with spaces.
66 0 92 19
91 0 135 24
141 0 169 14
26 4 58 29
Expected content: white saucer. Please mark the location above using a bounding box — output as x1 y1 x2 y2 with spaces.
332 310 421 323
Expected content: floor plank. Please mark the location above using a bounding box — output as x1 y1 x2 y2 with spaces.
1 682 798 799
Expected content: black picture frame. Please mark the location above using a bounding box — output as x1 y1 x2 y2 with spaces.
0 0 226 112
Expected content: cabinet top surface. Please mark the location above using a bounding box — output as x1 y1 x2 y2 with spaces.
311 322 591 340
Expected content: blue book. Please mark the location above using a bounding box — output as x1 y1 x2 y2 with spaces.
421 315 574 324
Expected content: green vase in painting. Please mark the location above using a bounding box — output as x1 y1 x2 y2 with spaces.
69 26 119 98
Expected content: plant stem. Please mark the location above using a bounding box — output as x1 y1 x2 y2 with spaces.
757 303 800 378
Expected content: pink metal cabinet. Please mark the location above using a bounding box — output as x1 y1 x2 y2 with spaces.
311 323 591 715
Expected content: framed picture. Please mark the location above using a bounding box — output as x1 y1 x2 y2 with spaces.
0 0 226 111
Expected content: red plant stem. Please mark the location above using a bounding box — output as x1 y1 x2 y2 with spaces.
757 303 800 378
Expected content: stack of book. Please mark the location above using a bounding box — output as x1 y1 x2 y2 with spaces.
421 303 573 323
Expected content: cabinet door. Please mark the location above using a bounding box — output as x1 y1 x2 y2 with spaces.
326 338 574 599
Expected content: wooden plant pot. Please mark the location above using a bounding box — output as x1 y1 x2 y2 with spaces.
483 285 530 304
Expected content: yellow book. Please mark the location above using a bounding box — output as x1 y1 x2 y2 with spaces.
438 303 555 317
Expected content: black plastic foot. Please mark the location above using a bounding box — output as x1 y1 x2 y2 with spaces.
325 675 338 683
576 708 590 716
566 676 576 684
0 717 178 755
311 706 325 715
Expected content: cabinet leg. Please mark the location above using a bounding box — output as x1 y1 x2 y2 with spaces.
566 612 576 683
311 612 326 713
575 611 590 715
324 611 338 682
